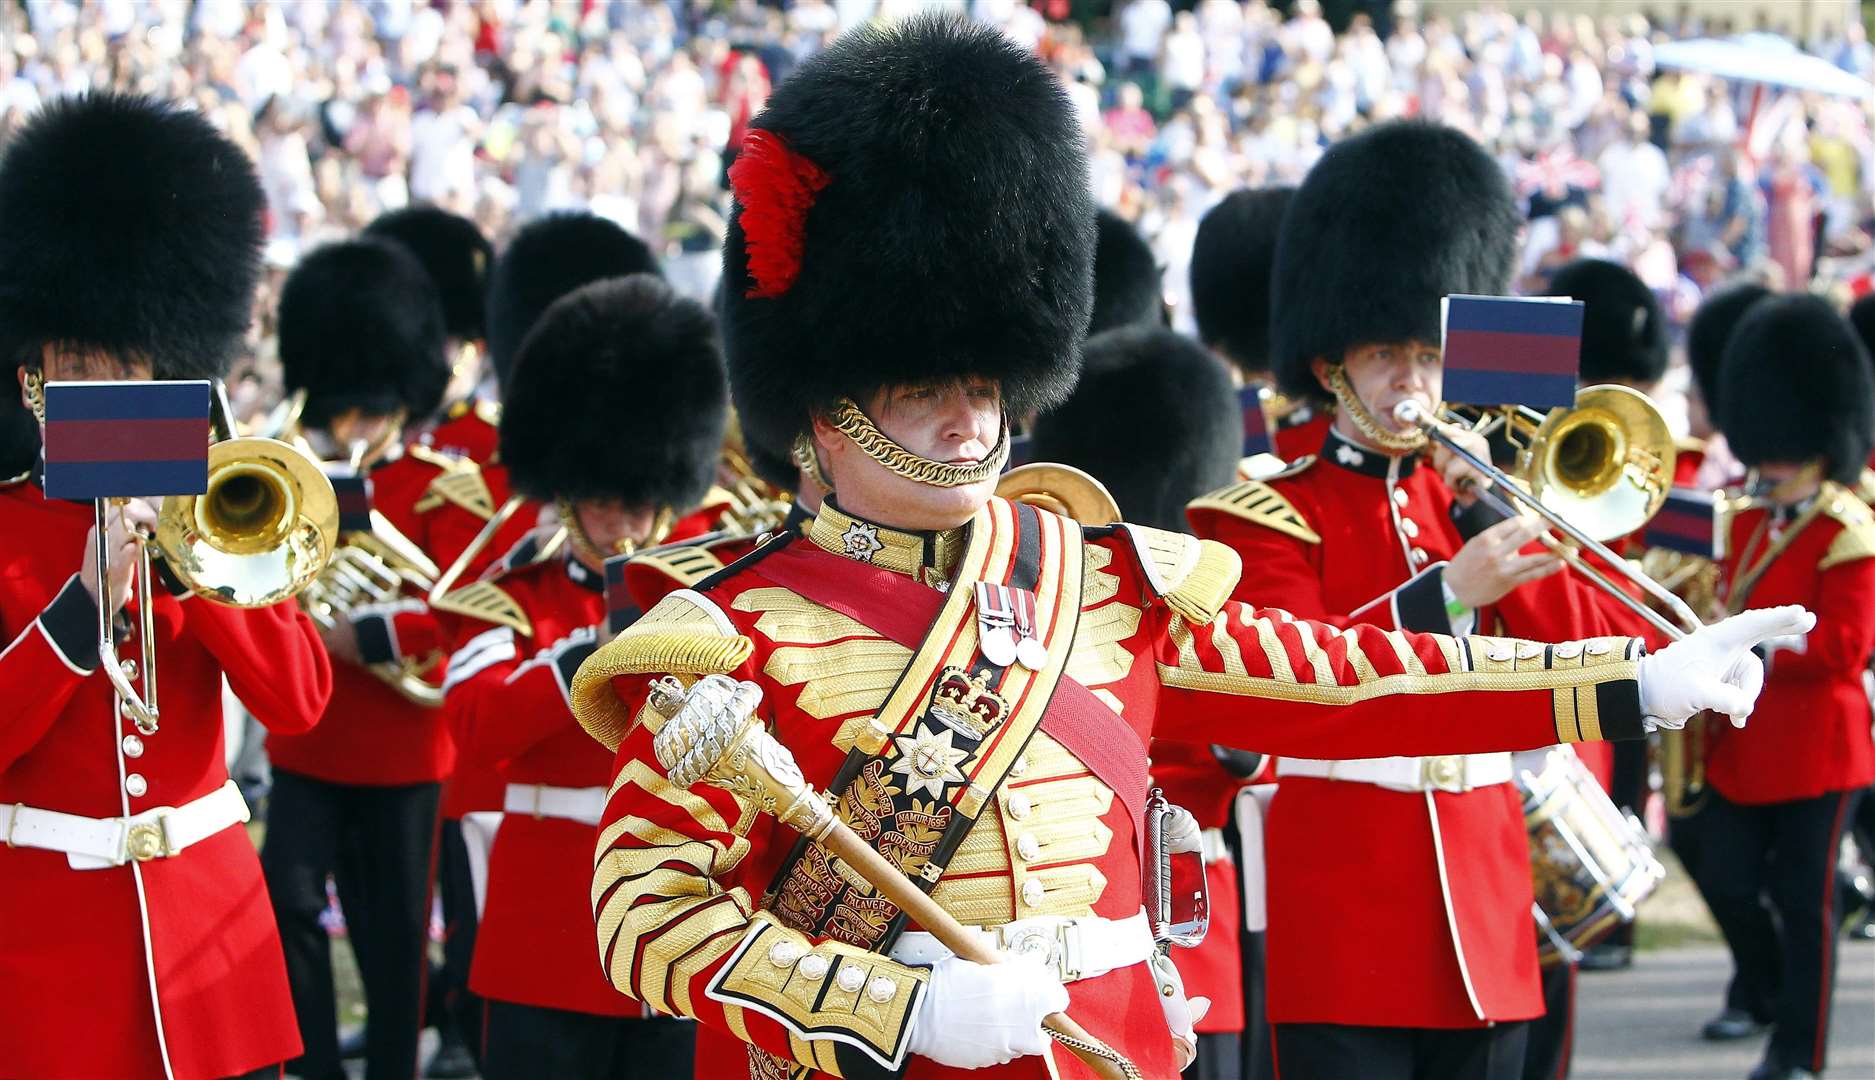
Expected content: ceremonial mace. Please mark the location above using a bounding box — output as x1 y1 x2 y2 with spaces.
646 675 1142 1080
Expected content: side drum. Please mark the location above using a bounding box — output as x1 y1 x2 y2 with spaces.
1519 746 1664 966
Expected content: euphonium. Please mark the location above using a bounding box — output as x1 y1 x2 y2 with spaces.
995 462 1122 525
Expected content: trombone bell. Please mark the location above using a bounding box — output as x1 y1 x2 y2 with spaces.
1522 385 1674 544
155 437 339 607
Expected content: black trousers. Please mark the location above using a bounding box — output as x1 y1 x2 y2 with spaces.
1185 1032 1243 1080
1677 785 1861 1072
481 1000 696 1080
261 770 441 1080
1520 962 1574 1080
432 817 484 1059
1272 1021 1529 1080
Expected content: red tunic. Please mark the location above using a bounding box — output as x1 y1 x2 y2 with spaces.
0 478 332 1079
443 549 643 1015
266 448 453 786
1708 487 1875 805
1187 431 1625 1029
575 497 1647 1078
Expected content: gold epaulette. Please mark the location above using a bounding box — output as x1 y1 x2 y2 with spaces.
430 580 532 637
1186 464 1320 545
1122 524 1243 627
572 589 754 751
1819 482 1875 571
628 545 726 589
415 460 497 518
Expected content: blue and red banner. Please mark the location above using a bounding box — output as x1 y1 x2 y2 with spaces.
42 380 210 500
604 553 640 636
1441 295 1584 411
325 469 374 534
1644 487 1717 556
1237 385 1273 458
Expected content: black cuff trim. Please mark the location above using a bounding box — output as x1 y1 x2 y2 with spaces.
553 640 598 702
835 1042 902 1080
353 611 398 665
1451 495 1512 541
1394 566 1451 634
41 575 100 672
1596 677 1647 741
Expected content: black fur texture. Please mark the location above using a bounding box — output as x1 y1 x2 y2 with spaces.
364 204 492 341
1189 186 1293 376
1718 294 1874 485
1543 259 1667 386
0 93 263 380
485 212 660 392
1090 209 1164 334
1031 326 1238 531
722 13 1093 461
1686 281 1773 413
278 238 450 430
1271 121 1519 404
500 275 727 509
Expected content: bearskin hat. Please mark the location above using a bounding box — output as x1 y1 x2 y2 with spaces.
485 212 660 393
1543 259 1668 387
364 204 492 342
1718 294 1874 486
278 238 450 431
0 93 263 381
1190 187 1293 376
0 383 37 479
1271 121 1519 404
1031 326 1238 531
721 13 1093 462
1686 281 1773 414
1089 209 1164 335
1846 293 1875 370
500 275 727 509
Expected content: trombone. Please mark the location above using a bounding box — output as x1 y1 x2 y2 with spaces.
1393 387 1704 642
96 384 340 734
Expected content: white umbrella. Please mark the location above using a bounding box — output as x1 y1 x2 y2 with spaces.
1652 34 1873 99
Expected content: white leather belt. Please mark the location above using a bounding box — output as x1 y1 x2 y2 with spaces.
1200 827 1230 865
0 779 249 870
502 783 606 826
889 907 1153 984
1276 753 1513 794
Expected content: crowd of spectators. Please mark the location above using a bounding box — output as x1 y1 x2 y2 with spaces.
3 0 1874 414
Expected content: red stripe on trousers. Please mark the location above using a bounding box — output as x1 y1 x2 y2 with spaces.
1813 790 1853 1072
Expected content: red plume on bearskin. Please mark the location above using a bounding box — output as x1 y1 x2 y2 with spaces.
727 129 830 299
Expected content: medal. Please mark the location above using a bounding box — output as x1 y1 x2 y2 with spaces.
1010 587 1048 670
974 582 1020 667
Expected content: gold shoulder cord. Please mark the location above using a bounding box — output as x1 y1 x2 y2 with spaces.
827 399 1010 488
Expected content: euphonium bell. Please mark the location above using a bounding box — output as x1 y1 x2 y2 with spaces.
155 437 340 607
1518 385 1675 545
995 462 1122 525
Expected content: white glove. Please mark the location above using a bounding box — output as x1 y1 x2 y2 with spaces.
1150 950 1211 1071
1161 803 1203 855
907 953 1069 1069
1638 605 1815 730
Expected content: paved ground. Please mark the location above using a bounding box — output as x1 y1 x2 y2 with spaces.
1574 941 1875 1079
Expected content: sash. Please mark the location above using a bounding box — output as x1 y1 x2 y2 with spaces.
755 499 1147 953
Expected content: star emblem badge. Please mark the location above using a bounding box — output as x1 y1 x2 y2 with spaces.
889 725 970 799
841 521 885 562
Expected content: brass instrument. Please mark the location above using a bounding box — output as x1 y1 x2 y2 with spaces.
294 411 449 707
711 414 795 536
995 462 1123 525
94 384 339 734
1395 386 1702 642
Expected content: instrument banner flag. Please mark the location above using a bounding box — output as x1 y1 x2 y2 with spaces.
325 470 373 534
1441 294 1583 410
1238 385 1273 457
1645 486 1718 556
42 380 210 499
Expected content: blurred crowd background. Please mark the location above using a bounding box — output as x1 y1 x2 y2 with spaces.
4 0 1874 435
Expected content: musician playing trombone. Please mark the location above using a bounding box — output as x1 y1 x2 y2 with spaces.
0 94 333 1080
566 19 1805 1080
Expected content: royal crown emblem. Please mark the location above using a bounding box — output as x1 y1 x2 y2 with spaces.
926 665 1010 740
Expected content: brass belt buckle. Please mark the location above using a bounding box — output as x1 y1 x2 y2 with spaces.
126 818 172 862
1420 756 1467 794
